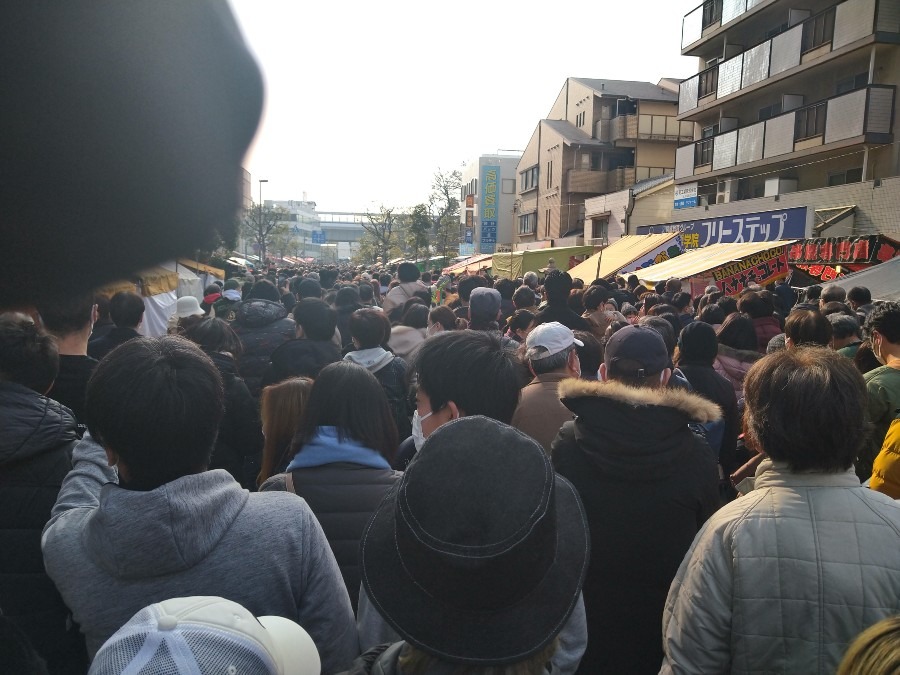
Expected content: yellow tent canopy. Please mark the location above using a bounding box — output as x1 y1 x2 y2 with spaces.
491 246 595 279
567 234 683 283
178 258 225 279
94 265 179 299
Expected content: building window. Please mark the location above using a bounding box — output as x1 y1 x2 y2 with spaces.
701 124 719 138
590 152 602 170
502 179 516 194
576 111 586 128
758 102 782 121
695 138 714 166
545 209 551 238
836 72 868 95
802 7 835 53
518 212 537 235
546 161 553 189
698 66 718 99
795 101 826 141
827 167 863 186
520 165 539 192
702 0 722 29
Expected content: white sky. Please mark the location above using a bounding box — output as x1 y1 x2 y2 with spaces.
228 0 701 213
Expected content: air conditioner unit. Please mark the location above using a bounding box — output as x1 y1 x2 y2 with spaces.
716 177 739 204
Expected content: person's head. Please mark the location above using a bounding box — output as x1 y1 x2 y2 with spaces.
109 291 145 329
292 299 337 341
805 284 822 302
175 295 205 320
297 278 322 299
428 305 460 333
0 312 59 394
582 285 610 312
820 284 847 307
335 285 361 310
665 277 682 293
523 271 539 289
412 331 521 437
785 309 833 348
716 313 758 351
359 417 587 673
494 277 515 301
822 301 854 317
620 303 639 323
86 336 224 490
89 596 320 675
246 279 281 303
847 286 872 310
182 317 243 358
524 322 582 378
358 281 374 304
697 302 725 327
638 316 677 360
639 293 661 316
95 293 111 322
378 273 392 289
601 324 672 388
506 309 535 341
349 308 391 349
512 284 537 310
743 347 866 472
671 292 692 314
574 330 602 380
258 377 313 486
827 313 861 350
543 269 573 304
865 301 900 364
647 303 678 318
203 284 221 298
766 333 787 354
397 262 420 283
37 290 96 337
457 275 487 303
567 289 585 315
676 320 718 367
295 361 398 463
737 291 770 320
400 303 430 330
468 287 501 329
421 272 432 285
837 615 900 675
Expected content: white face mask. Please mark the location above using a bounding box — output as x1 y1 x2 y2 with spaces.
411 410 434 451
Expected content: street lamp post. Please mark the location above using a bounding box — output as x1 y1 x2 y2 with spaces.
258 178 268 266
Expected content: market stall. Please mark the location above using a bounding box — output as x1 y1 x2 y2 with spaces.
786 235 900 284
566 233 685 283
95 265 179 337
491 246 595 280
443 253 494 275
634 240 797 297
827 256 900 302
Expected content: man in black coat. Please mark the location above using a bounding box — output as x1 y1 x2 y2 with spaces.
551 325 721 674
87 291 145 362
533 270 590 332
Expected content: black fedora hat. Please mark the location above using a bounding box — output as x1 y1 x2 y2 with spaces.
359 416 589 665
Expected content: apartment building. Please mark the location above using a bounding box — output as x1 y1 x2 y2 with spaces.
459 153 521 255
513 78 693 247
670 0 900 238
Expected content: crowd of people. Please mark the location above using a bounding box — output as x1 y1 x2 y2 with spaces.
2 255 900 675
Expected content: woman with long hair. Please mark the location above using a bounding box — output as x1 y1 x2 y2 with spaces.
713 312 762 406
256 376 313 487
259 361 400 611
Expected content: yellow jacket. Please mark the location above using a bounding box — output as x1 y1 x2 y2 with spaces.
871 418 900 498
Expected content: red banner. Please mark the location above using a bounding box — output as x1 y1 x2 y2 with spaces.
713 247 790 296
787 236 900 265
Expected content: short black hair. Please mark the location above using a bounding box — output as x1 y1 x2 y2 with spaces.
458 275 487 302
543 269 573 304
583 285 611 311
349 308 391 349
0 313 59 393
848 286 872 306
203 284 221 296
413 331 520 424
574 330 602 379
639 316 676 358
865 301 900 343
828 313 860 340
512 285 536 309
716 312 758 351
292 299 337 341
37 290 95 335
358 282 374 302
247 279 281 302
698 303 725 326
182 317 243 358
785 309 832 347
295 361 398 462
737 291 770 319
400 303 429 329
805 285 822 301
672 292 692 311
298 278 322 299
397 262 420 283
86 337 224 490
109 291 145 328
494 278 515 300
821 284 847 304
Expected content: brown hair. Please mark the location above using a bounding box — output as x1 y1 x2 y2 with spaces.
837 615 900 675
399 638 558 675
785 309 832 347
257 377 313 487
743 347 867 472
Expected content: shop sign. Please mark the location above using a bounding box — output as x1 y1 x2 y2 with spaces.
637 207 807 245
712 246 790 295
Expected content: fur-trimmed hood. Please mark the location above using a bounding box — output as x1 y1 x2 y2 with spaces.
558 378 721 424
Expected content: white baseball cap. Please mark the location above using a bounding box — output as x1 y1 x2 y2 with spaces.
88 596 320 675
525 321 583 359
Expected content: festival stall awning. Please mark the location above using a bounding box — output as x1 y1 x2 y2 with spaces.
787 235 900 284
567 234 684 283
177 258 225 279
492 246 595 280
828 255 900 302
443 254 494 275
635 240 797 296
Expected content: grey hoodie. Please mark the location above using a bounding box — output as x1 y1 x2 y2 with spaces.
41 435 358 673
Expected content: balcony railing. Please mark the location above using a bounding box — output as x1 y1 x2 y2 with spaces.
675 85 895 180
682 0 767 49
678 0 892 115
610 115 695 143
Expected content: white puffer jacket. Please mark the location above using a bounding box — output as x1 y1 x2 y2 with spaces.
660 459 900 675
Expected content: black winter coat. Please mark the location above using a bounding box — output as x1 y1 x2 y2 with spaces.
551 378 721 675
260 462 400 612
261 338 341 388
0 382 88 673
86 326 141 361
371 357 411 440
231 299 295 398
678 362 741 477
206 351 263 490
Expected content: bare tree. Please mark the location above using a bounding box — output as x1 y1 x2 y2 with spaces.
429 169 462 261
361 206 401 264
240 201 290 263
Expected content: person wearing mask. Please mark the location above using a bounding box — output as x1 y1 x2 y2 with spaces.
552 325 720 674
860 302 900 481
41 337 357 671
511 322 581 454
260 362 400 612
533 270 590 332
660 348 900 674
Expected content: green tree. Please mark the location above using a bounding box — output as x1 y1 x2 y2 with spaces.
406 204 432 262
240 200 290 263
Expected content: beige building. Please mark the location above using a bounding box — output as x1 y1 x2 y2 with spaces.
514 78 692 247
670 0 900 237
584 174 676 244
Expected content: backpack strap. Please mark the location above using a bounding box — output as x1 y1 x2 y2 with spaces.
284 471 296 494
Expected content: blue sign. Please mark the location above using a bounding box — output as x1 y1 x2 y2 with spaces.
459 243 475 256
674 197 698 209
311 231 327 244
480 165 500 254
636 207 807 247
465 228 473 244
